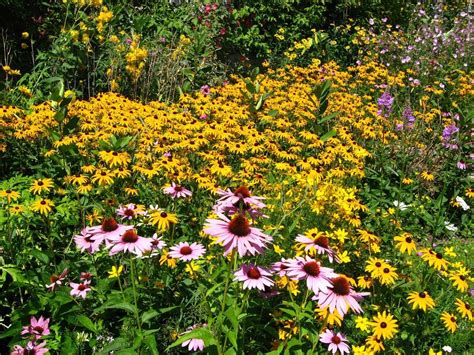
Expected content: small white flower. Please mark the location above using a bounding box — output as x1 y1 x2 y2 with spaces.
393 200 409 211
455 196 470 211
442 345 452 353
444 221 458 232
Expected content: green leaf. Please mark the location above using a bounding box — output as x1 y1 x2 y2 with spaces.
31 249 50 264
96 338 129 354
94 302 137 314
143 335 159 355
268 109 279 117
76 315 97 333
141 310 159 324
320 129 337 142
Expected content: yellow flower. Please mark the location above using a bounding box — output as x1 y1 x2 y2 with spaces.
9 204 25 215
440 312 457 333
91 169 115 185
420 171 434 182
273 244 285 255
407 291 435 311
30 178 54 195
159 250 177 268
185 262 200 278
394 233 417 254
0 189 21 203
449 273 469 292
377 265 398 285
455 298 473 320
370 311 398 340
31 199 55 215
354 316 371 332
148 210 178 231
338 250 351 263
108 265 124 278
352 345 375 355
22 32 29 39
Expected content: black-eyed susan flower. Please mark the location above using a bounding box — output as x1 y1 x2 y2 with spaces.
449 273 469 292
370 311 398 340
9 204 25 215
91 169 115 185
0 189 20 203
357 275 373 289
365 257 387 278
407 291 435 311
30 178 54 195
30 199 55 215
365 335 385 353
148 210 178 231
393 233 417 254
455 298 473 320
440 312 457 333
377 265 398 285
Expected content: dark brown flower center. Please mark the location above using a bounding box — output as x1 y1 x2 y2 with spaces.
375 262 382 267
160 212 168 218
436 253 443 259
380 322 387 328
247 266 261 279
124 208 135 217
450 317 456 322
40 200 46 205
121 230 139 243
383 268 390 274
38 181 44 186
460 275 466 281
234 186 251 198
33 326 44 333
331 276 350 296
180 246 192 255
418 292 426 298
405 237 412 243
174 186 183 192
78 284 87 291
314 236 329 248
228 215 251 237
102 217 119 232
303 261 320 276
465 303 470 310
331 335 341 344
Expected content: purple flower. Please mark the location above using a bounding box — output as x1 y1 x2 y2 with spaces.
377 91 394 117
200 85 210 96
234 264 274 290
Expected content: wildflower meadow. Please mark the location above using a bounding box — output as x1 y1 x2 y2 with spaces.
0 1 472 354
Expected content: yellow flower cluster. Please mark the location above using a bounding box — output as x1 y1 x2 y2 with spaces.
125 36 148 82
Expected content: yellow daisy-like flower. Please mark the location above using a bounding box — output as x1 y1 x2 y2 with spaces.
357 275 373 289
352 345 375 355
148 210 178 231
407 291 435 311
108 265 124 278
428 349 442 355
370 311 398 340
420 171 434 181
402 177 413 185
449 273 469 292
185 261 201 278
393 233 417 254
315 306 343 327
455 298 473 320
354 316 371 332
365 335 385 352
466 188 474 198
9 204 25 215
365 257 387 278
30 199 55 215
159 250 177 268
377 265 398 285
91 169 115 186
0 189 21 203
124 187 139 196
440 312 457 333
30 178 54 195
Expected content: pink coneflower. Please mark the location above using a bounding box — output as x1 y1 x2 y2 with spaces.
21 316 50 339
46 269 68 291
317 276 370 317
234 264 274 290
204 213 272 257
108 229 152 256
87 217 133 245
457 160 467 170
272 258 290 277
116 204 145 220
216 186 266 210
70 280 91 299
163 182 192 199
180 324 207 352
169 242 206 261
295 234 338 263
319 329 350 354
285 256 337 294
200 85 210 96
150 233 166 251
80 272 93 281
74 229 102 254
12 341 48 355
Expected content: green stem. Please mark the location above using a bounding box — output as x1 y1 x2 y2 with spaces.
129 256 142 332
